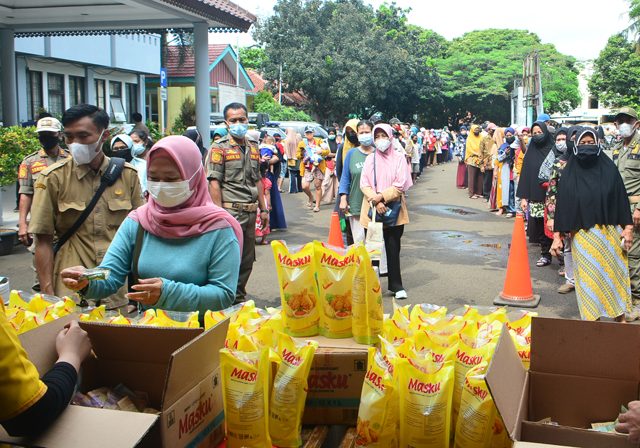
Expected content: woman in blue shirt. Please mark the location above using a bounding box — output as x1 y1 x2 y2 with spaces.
60 136 242 314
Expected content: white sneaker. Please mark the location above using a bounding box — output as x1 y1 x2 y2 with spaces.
394 290 408 300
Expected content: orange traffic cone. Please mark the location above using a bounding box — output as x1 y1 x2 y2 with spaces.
494 213 541 308
328 211 345 248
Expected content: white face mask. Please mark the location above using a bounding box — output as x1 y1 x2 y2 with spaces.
131 143 145 158
375 139 391 152
619 123 636 138
147 167 200 208
69 130 105 165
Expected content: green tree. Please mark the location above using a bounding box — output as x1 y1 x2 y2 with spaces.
239 47 267 71
172 96 196 134
254 0 444 123
436 29 580 124
253 90 312 121
589 34 640 110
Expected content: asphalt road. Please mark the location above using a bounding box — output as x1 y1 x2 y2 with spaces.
0 162 580 319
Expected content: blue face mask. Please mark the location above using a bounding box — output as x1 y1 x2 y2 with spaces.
229 123 248 139
358 133 374 147
131 143 145 157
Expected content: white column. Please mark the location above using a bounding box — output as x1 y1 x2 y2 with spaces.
0 28 18 125
63 73 70 109
194 22 210 149
138 74 146 122
85 66 95 105
16 56 28 122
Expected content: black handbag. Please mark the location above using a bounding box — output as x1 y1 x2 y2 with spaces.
367 152 401 227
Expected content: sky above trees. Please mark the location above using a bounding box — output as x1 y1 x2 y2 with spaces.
216 0 630 60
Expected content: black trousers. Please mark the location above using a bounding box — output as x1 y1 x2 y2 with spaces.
483 169 493 199
383 225 404 292
427 151 436 165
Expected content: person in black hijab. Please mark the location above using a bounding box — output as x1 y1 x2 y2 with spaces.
517 121 555 266
183 128 205 158
551 128 633 321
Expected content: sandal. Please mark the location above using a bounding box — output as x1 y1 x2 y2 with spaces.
306 202 314 209
536 257 551 267
505 213 515 218
313 206 320 212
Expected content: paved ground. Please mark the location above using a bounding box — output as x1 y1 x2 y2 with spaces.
0 163 580 319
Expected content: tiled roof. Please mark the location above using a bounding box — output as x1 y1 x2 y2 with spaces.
247 69 267 93
162 0 256 31
162 44 228 77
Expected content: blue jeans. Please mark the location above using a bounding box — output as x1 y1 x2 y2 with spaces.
506 180 516 213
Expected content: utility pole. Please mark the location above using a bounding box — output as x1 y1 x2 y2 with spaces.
278 63 282 105
522 51 543 126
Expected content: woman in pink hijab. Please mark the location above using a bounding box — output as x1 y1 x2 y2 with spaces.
360 123 412 300
61 136 242 314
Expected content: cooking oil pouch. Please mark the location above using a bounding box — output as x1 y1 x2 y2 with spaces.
409 303 447 331
314 241 358 338
153 310 199 328
355 347 399 448
225 322 260 352
506 310 537 337
220 348 271 448
272 241 320 337
79 305 106 322
452 324 500 435
509 328 532 370
453 362 505 448
351 244 384 345
398 357 455 448
383 305 412 342
269 334 318 447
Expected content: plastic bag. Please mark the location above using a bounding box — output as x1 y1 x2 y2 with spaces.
365 212 384 261
220 348 271 448
272 241 320 337
314 242 358 338
269 334 318 447
352 244 384 345
355 347 399 448
397 356 455 448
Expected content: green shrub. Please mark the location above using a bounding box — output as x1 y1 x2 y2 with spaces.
0 126 41 186
172 96 196 135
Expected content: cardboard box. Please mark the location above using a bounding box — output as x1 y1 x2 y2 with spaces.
0 315 229 448
487 317 638 448
300 335 368 425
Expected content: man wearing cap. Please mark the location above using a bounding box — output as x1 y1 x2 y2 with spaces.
17 118 70 291
480 123 496 201
207 102 269 303
18 118 70 248
613 106 640 318
29 104 143 309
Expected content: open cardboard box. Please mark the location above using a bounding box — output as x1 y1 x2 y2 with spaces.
0 315 229 448
298 335 368 425
487 317 639 448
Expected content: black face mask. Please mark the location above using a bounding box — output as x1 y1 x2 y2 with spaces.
110 148 133 162
532 134 546 144
346 133 359 145
574 144 601 161
506 136 515 144
38 134 59 151
473 131 480 136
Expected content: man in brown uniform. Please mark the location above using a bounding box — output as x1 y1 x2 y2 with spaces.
17 117 70 290
613 107 640 319
207 102 268 303
29 104 143 308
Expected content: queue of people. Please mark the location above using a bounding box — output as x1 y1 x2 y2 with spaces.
453 111 640 324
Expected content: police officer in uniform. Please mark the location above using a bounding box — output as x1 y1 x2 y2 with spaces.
207 102 269 303
29 104 143 309
17 117 70 291
613 106 640 319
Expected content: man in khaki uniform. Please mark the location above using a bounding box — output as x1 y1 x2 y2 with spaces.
18 117 70 290
207 102 268 303
29 104 143 308
613 106 640 319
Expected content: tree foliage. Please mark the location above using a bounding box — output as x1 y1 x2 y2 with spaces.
253 90 312 121
254 1 580 126
239 47 267 71
589 34 640 110
172 96 196 134
436 29 579 125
